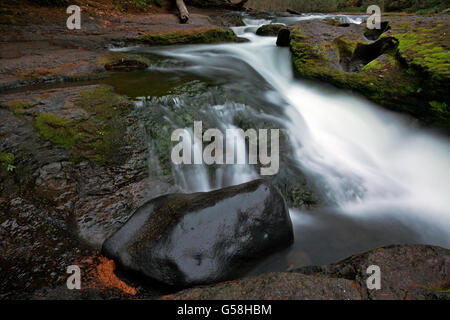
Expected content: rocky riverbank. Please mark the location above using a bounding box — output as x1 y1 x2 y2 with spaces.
0 2 244 91
164 245 450 300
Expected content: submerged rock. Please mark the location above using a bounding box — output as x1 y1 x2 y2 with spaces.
102 179 293 287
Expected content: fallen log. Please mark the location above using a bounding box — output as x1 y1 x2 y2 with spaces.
186 0 248 9
176 0 189 23
287 8 302 15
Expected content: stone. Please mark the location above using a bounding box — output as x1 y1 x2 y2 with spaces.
102 179 293 287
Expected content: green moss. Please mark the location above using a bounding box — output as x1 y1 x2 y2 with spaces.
362 55 396 72
394 28 450 80
140 28 238 46
0 152 15 171
333 35 357 61
429 101 449 124
75 86 132 120
6 100 32 116
35 113 77 149
35 86 134 166
361 60 383 71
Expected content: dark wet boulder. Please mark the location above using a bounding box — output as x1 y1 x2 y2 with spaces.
256 23 285 36
276 28 291 47
102 179 293 287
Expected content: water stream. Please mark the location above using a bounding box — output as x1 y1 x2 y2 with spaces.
114 14 450 271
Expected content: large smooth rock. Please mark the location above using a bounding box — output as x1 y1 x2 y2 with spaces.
102 179 293 287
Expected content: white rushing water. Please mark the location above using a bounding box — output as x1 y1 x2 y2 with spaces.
120 15 450 256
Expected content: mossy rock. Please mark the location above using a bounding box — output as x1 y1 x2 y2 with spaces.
289 22 450 131
97 52 150 71
256 24 285 36
35 86 135 166
394 29 450 82
6 100 32 116
35 113 77 149
140 28 238 46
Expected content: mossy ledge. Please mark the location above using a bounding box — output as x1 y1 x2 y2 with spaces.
139 27 238 46
97 52 150 71
35 86 134 166
288 18 450 131
6 100 32 116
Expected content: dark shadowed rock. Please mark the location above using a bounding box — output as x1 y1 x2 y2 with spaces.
276 28 291 47
102 179 293 287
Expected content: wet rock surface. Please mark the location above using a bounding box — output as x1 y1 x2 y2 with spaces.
0 84 176 298
102 179 293 287
164 245 450 300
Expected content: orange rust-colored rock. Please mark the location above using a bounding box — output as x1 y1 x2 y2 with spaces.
96 257 137 296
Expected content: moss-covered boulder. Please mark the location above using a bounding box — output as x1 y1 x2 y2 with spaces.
289 16 450 131
139 27 238 46
256 23 285 36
